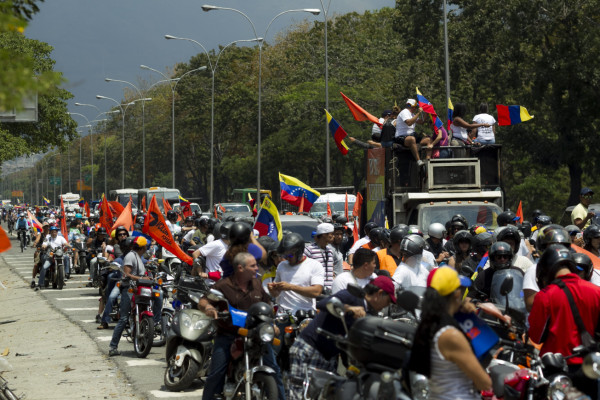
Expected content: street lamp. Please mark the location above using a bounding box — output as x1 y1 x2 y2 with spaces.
140 64 206 188
96 95 136 189
105 78 151 188
201 5 320 206
162 36 260 210
68 111 92 196
317 0 332 185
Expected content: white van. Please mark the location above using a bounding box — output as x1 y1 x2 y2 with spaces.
309 193 356 219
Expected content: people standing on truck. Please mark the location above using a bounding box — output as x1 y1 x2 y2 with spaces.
371 109 392 142
395 99 430 166
449 103 491 145
572 188 596 230
472 103 497 145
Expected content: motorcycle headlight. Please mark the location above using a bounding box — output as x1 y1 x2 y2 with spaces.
410 371 429 400
140 288 152 297
180 312 193 329
193 319 211 330
258 323 275 343
547 375 572 400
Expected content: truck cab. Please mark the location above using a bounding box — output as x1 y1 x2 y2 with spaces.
366 145 504 232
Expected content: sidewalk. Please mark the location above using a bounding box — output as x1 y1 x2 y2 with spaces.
0 258 141 400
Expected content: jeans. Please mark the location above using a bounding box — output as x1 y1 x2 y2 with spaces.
101 272 121 324
38 255 70 286
152 290 163 325
474 138 495 145
109 287 132 350
89 257 98 281
202 334 286 400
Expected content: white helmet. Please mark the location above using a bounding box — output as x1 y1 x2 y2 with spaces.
428 222 446 239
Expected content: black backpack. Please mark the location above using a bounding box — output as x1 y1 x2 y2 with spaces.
380 119 396 143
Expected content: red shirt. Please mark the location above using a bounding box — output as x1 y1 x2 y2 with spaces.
528 273 600 364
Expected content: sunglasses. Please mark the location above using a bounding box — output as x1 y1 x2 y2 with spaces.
495 255 511 260
283 254 296 259
118 233 128 237
583 194 594 199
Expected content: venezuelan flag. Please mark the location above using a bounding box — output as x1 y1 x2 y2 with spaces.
496 105 534 126
325 110 349 155
253 197 283 241
43 197 51 206
447 97 454 130
279 173 320 212
416 88 444 130
78 198 84 208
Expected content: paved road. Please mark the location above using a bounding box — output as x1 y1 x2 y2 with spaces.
1 234 205 399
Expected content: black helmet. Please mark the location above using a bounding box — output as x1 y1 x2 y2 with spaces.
450 214 468 231
536 244 576 289
390 226 408 244
336 216 348 225
208 217 219 230
453 230 473 249
184 216 194 223
198 218 209 227
408 225 423 237
97 227 107 235
564 225 581 236
489 241 514 270
115 225 128 237
321 217 333 224
536 215 552 226
133 223 142 232
531 209 544 223
392 223 409 231
213 222 222 238
364 222 378 235
536 225 571 253
573 252 594 281
473 232 493 253
229 222 252 245
583 224 600 246
520 220 532 239
167 209 177 220
122 236 135 252
247 302 273 326
257 236 278 254
220 221 234 240
496 225 521 254
368 227 385 247
137 216 145 226
333 223 344 232
277 233 305 261
497 210 517 227
400 234 425 258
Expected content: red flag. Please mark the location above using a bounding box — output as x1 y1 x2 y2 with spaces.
340 92 382 127
111 200 134 232
516 201 523 224
298 196 305 214
84 202 90 218
327 201 332 218
344 192 349 220
353 219 359 243
108 201 125 217
162 198 173 214
181 201 192 218
0 226 11 252
352 192 363 217
572 244 600 270
60 197 68 239
99 195 114 232
214 206 218 219
141 196 147 212
143 195 193 266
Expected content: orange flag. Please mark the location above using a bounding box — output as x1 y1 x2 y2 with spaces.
60 197 68 239
108 201 125 217
162 198 173 214
0 226 11 252
141 196 147 212
340 92 382 127
516 201 523 223
99 195 114 232
143 195 193 266
111 200 134 232
84 202 90 218
298 196 305 214
352 192 363 217
572 244 600 270
327 201 332 218
344 192 349 220
353 219 359 243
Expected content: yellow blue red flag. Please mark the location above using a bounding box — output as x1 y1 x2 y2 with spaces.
279 173 321 212
496 105 534 126
325 109 349 155
253 197 283 241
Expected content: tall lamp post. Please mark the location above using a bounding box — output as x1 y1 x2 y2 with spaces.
163 36 261 212
443 0 451 116
201 5 320 205
104 78 151 188
317 0 332 186
139 65 206 188
69 111 92 195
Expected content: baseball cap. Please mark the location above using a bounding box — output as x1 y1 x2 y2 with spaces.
370 275 397 303
427 267 471 297
381 109 393 117
581 188 594 196
316 223 334 236
105 245 115 255
406 99 417 107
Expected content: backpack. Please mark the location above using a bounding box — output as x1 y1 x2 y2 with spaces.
18 218 27 230
380 119 396 143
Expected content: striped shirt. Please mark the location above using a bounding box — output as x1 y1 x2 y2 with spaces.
304 242 335 290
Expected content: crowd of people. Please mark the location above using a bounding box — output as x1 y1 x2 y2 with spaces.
5 186 600 398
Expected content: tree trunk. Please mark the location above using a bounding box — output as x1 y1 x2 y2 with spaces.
567 162 583 207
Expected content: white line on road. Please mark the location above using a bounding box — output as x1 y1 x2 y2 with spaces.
80 320 95 323
56 297 97 301
97 336 112 341
64 307 97 311
126 359 164 367
59 287 97 291
149 390 203 398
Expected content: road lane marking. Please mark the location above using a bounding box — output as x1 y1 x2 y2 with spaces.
97 336 112 341
56 297 98 301
64 307 97 311
126 359 164 367
150 390 203 398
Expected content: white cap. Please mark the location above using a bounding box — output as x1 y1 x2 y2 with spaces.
105 245 115 254
406 99 417 107
316 223 334 236
253 229 259 238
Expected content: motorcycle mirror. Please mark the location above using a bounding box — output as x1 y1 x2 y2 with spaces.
397 290 420 314
207 289 226 303
97 256 107 262
582 352 600 379
460 265 475 278
346 283 365 299
325 297 346 320
188 292 201 304
500 275 514 296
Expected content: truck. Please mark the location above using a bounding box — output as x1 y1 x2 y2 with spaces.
365 146 504 232
137 187 180 211
59 192 82 211
109 188 139 210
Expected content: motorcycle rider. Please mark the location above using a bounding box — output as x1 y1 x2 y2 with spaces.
376 225 407 276
331 248 378 293
304 223 337 292
191 221 232 280
86 227 108 287
448 230 473 271
529 244 600 397
494 225 533 272
15 213 29 246
427 222 450 264
443 214 469 255
257 236 283 295
461 231 493 277
220 222 266 278
392 234 430 289
346 221 378 265
197 252 285 400
30 221 50 288
286 275 396 400
470 241 523 301
583 224 600 257
35 225 70 290
108 236 148 356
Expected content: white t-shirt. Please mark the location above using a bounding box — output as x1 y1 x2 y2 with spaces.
275 257 325 313
348 237 370 256
44 234 68 250
450 123 469 141
372 117 384 138
392 261 429 290
395 108 415 137
199 239 228 273
422 249 437 271
522 262 539 292
166 220 181 236
331 271 377 294
472 113 496 141
513 255 534 273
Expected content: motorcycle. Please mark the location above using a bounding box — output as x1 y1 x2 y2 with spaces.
122 277 157 358
17 228 27 252
164 277 216 391
44 246 66 290
89 246 106 288
275 307 315 374
72 234 88 274
207 288 281 400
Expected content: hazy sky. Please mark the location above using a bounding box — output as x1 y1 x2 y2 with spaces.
25 0 394 123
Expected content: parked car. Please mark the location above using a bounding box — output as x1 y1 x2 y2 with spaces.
279 214 319 242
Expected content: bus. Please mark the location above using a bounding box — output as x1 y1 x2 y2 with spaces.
59 192 81 211
138 187 181 211
109 188 139 209
230 188 272 204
